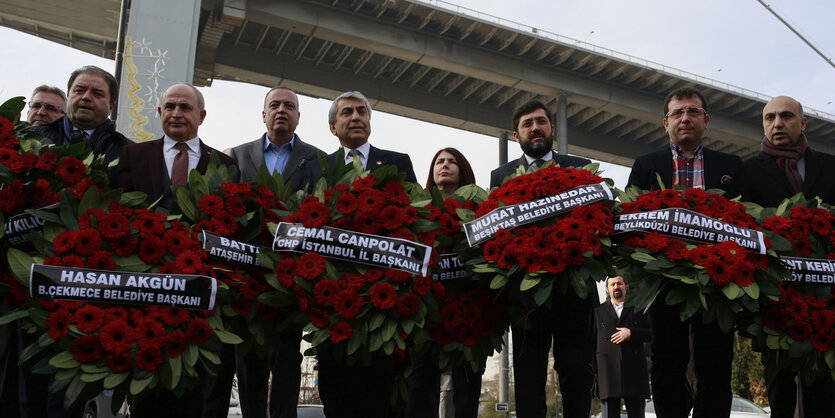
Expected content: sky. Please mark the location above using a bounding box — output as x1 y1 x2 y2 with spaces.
2 0 834 192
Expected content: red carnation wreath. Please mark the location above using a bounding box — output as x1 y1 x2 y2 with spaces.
615 187 784 333
6 188 232 409
745 196 835 380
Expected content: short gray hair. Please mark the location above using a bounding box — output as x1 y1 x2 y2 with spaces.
328 91 372 124
31 85 67 110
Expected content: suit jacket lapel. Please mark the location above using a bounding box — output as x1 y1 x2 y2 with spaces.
653 149 673 188
196 140 212 174
283 135 306 181
367 145 384 170
248 135 267 174
150 138 166 196
758 153 796 196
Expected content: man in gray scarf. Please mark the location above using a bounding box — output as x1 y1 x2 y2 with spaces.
743 96 835 207
742 95 835 418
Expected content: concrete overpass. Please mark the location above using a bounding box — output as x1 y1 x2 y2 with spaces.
2 0 834 165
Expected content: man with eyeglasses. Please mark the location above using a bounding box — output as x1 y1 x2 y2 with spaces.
626 87 743 418
34 65 133 186
26 85 66 126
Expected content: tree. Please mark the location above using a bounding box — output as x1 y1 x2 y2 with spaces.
731 333 768 406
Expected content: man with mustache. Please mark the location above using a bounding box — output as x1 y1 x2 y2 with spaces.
225 87 322 418
491 100 594 418
34 66 133 186
742 96 834 418
26 85 66 126
627 87 743 418
593 276 650 418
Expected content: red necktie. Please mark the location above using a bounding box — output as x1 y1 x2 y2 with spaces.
171 142 189 187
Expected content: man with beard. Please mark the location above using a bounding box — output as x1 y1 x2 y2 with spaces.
225 87 322 418
742 96 834 418
34 66 133 186
490 100 590 187
26 85 66 126
491 100 594 418
593 276 650 418
627 87 743 418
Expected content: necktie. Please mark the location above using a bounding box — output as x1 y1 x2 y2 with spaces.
70 130 87 145
348 149 362 167
171 142 189 187
533 159 545 168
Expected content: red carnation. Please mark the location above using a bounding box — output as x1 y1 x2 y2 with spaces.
105 352 134 373
73 305 105 334
104 307 129 323
329 321 353 344
396 293 420 317
787 321 813 341
174 250 203 274
333 291 364 319
52 230 77 255
60 254 85 268
88 250 116 270
99 320 135 354
310 308 331 328
159 307 192 327
71 335 104 363
337 273 366 291
110 236 137 257
811 330 834 352
298 197 330 228
132 212 166 237
136 345 164 371
186 318 212 344
298 252 326 280
99 213 130 239
232 297 253 317
74 229 103 256
314 279 340 307
134 319 166 348
164 228 194 254
36 151 58 170
164 330 187 358
369 282 397 310
137 236 166 265
199 195 224 217
56 157 86 184
336 192 358 214
46 308 71 339
225 196 247 217
730 261 756 287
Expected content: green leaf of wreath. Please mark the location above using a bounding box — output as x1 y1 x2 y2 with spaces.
520 276 541 291
49 351 81 369
490 274 508 289
721 283 742 300
80 372 108 383
214 329 243 344
7 248 34 285
130 375 155 395
741 282 760 300
368 311 385 331
381 318 397 341
631 252 658 263
103 372 129 389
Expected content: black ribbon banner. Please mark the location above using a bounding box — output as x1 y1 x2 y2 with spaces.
29 264 217 310
1 203 59 250
781 256 835 285
613 208 767 255
272 222 432 276
202 231 267 269
463 181 613 246
432 253 471 281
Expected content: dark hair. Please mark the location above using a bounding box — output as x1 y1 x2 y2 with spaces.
512 100 552 132
425 147 476 191
68 65 119 105
663 87 707 116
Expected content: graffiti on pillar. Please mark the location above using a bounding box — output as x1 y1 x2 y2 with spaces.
123 35 169 142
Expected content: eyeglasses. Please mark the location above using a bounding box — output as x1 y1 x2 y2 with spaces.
665 107 706 119
29 101 64 113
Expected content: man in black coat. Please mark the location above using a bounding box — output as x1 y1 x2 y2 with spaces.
627 87 742 418
315 91 415 418
742 95 834 418
491 100 595 418
593 276 650 418
34 65 133 187
226 87 322 418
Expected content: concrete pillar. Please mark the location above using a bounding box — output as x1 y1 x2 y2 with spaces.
556 93 568 155
114 0 201 142
499 331 510 405
499 132 509 165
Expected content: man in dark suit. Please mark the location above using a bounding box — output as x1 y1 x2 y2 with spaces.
489 100 590 188
742 95 834 418
593 276 650 418
226 87 322 418
35 65 133 187
315 91 414 418
627 87 742 418
492 100 595 418
117 83 236 207
117 83 236 418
